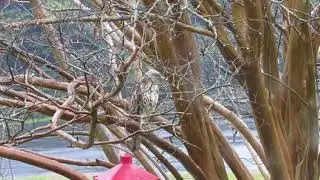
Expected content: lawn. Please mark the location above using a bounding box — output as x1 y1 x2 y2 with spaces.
24 117 52 124
18 172 264 180
18 174 68 180
18 174 94 180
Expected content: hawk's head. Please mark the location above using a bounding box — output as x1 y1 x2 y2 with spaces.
144 69 165 83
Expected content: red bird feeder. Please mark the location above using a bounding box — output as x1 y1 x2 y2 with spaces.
93 153 160 180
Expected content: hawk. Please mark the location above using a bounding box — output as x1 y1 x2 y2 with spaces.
131 69 164 151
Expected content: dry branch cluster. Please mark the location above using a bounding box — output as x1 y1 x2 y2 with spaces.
0 0 319 180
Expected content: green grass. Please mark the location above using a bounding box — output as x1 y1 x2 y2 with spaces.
164 172 264 180
228 173 264 180
17 173 97 180
12 117 52 126
26 117 52 124
18 172 264 180
18 174 68 180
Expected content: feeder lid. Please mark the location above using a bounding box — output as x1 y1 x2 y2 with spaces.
93 153 159 180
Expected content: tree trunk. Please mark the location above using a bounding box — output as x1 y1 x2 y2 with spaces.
148 6 228 179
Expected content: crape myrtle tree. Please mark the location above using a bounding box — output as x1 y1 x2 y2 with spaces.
0 0 319 180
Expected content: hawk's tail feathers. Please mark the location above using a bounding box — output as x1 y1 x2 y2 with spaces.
131 135 142 152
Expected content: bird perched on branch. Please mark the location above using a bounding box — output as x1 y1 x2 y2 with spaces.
130 69 164 151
